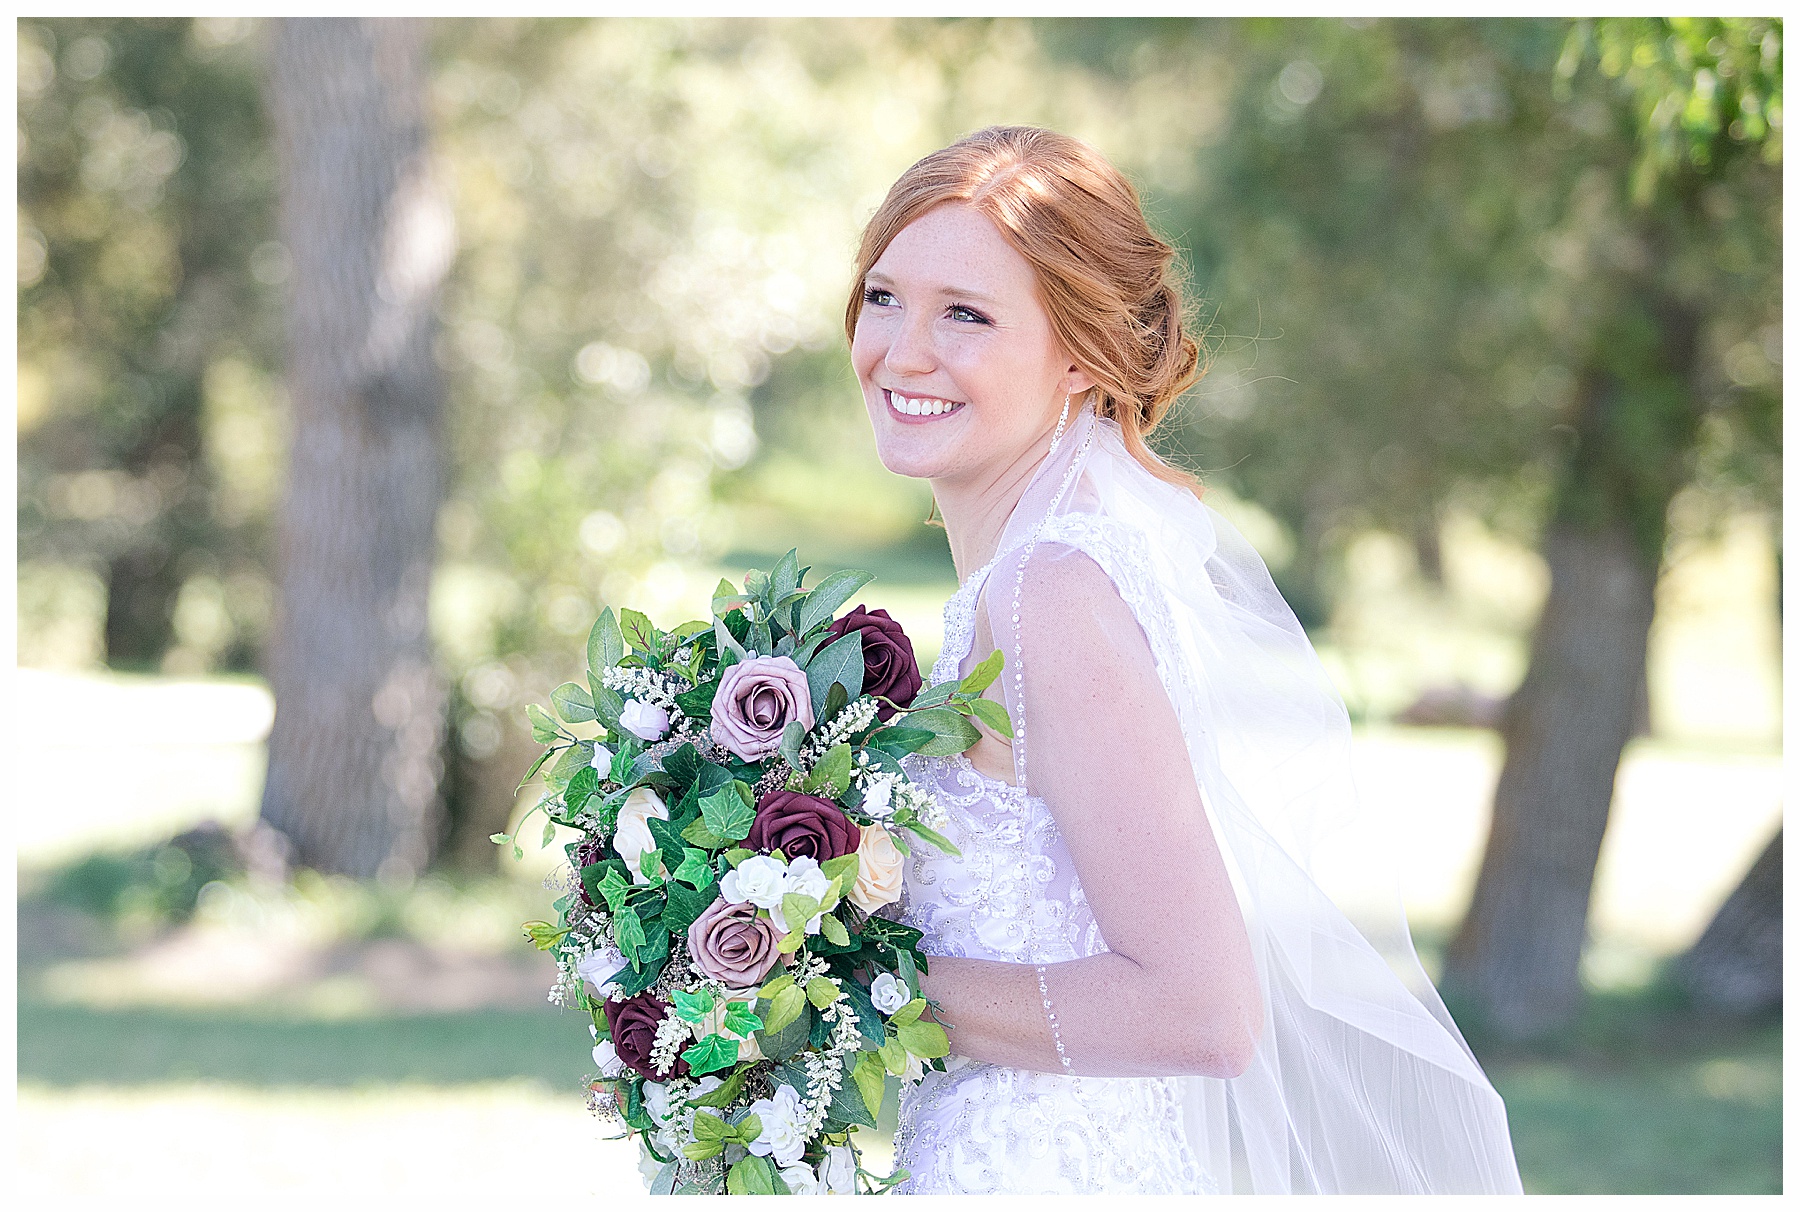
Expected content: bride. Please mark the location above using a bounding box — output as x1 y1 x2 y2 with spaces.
845 126 1522 1194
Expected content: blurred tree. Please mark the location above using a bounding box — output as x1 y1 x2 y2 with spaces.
1055 17 1778 1035
18 18 282 672
1443 17 1781 1037
1676 828 1781 1016
259 18 454 877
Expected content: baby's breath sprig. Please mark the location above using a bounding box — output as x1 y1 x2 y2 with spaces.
799 695 880 766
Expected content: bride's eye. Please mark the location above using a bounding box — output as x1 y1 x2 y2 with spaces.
863 287 896 307
947 303 991 325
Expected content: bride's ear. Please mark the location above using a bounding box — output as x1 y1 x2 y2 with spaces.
1062 363 1097 399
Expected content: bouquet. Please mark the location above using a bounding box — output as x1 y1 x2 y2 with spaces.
498 550 1011 1195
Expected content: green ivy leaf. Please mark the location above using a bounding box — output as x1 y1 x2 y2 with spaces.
699 784 755 843
596 867 630 913
613 905 645 954
681 1032 741 1076
819 854 859 886
722 999 763 1037
681 816 728 849
672 987 715 1024
672 848 715 889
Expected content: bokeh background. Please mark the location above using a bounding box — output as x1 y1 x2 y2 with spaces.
16 16 1782 1199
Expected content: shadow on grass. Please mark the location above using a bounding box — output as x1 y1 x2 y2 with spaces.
18 1000 591 1090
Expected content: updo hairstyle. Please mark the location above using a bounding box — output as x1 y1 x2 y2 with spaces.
845 125 1206 493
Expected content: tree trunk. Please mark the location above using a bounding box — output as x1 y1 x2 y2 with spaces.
1677 829 1782 1015
1444 519 1659 1036
258 18 454 878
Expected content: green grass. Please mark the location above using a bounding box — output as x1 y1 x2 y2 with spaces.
16 986 1779 1193
16 1000 588 1090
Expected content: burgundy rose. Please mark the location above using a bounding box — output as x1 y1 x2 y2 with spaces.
748 790 860 863
823 605 922 721
604 991 688 1080
687 894 783 987
573 838 606 907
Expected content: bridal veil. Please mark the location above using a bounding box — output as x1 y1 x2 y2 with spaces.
958 400 1523 1194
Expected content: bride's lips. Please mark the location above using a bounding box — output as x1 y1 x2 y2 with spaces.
884 388 968 425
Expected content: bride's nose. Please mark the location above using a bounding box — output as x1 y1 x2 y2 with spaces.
883 312 936 377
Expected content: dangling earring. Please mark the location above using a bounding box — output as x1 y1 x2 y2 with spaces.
1048 393 1072 454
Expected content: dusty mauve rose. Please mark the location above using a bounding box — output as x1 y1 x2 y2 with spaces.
687 894 783 987
748 790 860 863
710 656 815 762
604 992 688 1080
848 823 905 913
822 605 922 721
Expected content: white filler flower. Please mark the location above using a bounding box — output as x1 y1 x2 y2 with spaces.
869 971 910 1015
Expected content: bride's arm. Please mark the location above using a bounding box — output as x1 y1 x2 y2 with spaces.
916 549 1261 1080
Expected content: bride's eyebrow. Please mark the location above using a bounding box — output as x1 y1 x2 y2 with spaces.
865 272 1001 306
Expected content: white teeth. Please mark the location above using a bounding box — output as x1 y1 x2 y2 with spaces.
891 392 960 417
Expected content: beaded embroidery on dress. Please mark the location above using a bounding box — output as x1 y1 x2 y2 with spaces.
890 555 1214 1195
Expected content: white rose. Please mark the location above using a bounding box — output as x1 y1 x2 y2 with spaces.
772 855 831 935
591 1037 624 1077
860 775 895 820
720 854 788 909
613 787 669 884
745 1083 808 1167
779 1161 823 1195
590 741 614 773
869 971 909 1015
575 942 628 991
820 1144 858 1194
619 698 671 741
642 1080 675 1126
848 824 905 913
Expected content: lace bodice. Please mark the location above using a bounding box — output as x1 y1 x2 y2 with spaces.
890 535 1210 1195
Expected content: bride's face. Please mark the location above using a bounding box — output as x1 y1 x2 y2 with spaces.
851 202 1092 485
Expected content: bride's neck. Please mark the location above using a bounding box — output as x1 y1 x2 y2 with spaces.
931 447 1048 585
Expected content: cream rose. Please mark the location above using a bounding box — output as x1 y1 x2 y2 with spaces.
613 787 669 885
848 823 905 913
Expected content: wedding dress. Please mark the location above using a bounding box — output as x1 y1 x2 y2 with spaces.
890 403 1522 1194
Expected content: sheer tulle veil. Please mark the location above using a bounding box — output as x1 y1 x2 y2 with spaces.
975 400 1522 1193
